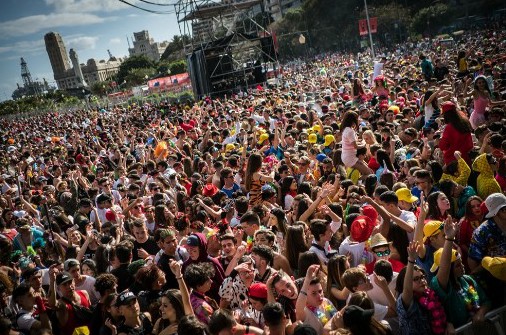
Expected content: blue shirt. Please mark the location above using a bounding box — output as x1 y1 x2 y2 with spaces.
469 218 506 262
417 244 436 283
221 184 241 198
396 296 431 335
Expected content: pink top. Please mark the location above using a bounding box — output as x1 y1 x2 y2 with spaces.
473 95 489 114
341 127 357 152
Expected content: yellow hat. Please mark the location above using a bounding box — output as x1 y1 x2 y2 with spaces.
259 133 269 144
324 134 335 147
423 221 444 243
396 188 418 204
388 106 400 114
313 125 321 132
308 133 317 144
431 248 460 272
225 143 236 152
482 257 506 281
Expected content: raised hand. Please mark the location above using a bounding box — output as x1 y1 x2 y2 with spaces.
306 264 320 279
407 241 419 261
443 215 458 240
169 259 182 277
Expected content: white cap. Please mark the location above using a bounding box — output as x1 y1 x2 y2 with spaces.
485 193 506 218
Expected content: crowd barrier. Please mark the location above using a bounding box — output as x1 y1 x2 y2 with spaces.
455 305 506 335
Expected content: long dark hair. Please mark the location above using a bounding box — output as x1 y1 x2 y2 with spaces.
161 289 185 326
464 195 483 220
442 107 472 133
427 191 447 220
340 111 359 131
280 176 295 204
270 207 288 237
284 225 308 271
353 79 365 96
245 153 263 191
326 255 349 308
423 90 439 109
376 149 394 171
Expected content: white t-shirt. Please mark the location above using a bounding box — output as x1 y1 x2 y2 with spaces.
341 127 358 168
338 237 373 268
367 272 398 307
399 210 417 241
372 61 384 80
16 308 37 332
75 275 100 305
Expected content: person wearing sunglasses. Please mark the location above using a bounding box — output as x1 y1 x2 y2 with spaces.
365 233 405 275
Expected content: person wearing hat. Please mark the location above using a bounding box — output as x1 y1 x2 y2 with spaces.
182 233 225 302
395 187 419 211
11 283 51 334
338 211 375 268
430 216 491 328
63 258 100 305
472 153 501 200
438 102 473 165
115 290 153 335
467 193 506 272
365 233 405 274
48 267 92 335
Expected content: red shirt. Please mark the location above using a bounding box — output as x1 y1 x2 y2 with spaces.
365 258 405 274
438 124 473 165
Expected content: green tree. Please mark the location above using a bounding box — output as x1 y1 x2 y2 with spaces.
116 55 155 85
125 68 156 87
160 35 191 62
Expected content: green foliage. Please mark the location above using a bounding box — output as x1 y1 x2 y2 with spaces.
125 68 157 87
410 4 451 35
116 55 154 85
90 81 113 96
160 35 190 62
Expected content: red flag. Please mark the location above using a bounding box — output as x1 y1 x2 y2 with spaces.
358 19 368 36
370 17 378 33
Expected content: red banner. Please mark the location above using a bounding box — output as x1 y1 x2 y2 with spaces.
358 17 378 36
370 17 378 33
359 19 368 36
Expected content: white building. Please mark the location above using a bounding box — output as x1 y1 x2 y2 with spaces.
128 30 169 62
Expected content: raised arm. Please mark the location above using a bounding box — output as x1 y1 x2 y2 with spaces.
401 241 419 308
435 216 457 291
170 260 193 316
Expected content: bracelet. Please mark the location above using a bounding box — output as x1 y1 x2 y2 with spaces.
300 290 307 296
176 276 183 280
408 259 416 264
445 238 456 242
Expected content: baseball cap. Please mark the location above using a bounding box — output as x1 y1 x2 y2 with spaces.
324 134 335 146
56 272 73 286
441 101 456 114
202 183 219 197
258 133 269 144
423 221 444 242
115 291 137 307
481 256 506 281
186 234 200 247
430 248 460 272
396 188 418 204
484 193 506 218
316 154 327 162
343 305 374 327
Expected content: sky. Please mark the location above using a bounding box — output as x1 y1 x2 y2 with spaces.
0 0 184 101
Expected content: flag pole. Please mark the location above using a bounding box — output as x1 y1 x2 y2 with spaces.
364 0 375 59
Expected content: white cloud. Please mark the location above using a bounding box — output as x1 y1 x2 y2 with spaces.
44 0 133 13
67 36 99 51
0 13 106 38
109 38 122 45
0 39 45 55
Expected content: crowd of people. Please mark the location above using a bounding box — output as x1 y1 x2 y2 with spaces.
0 26 505 335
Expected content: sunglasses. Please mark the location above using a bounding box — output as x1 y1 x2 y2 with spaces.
374 249 391 257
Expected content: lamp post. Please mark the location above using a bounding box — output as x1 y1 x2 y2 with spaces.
364 0 375 59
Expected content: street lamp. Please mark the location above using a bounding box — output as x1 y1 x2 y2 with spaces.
363 0 375 59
